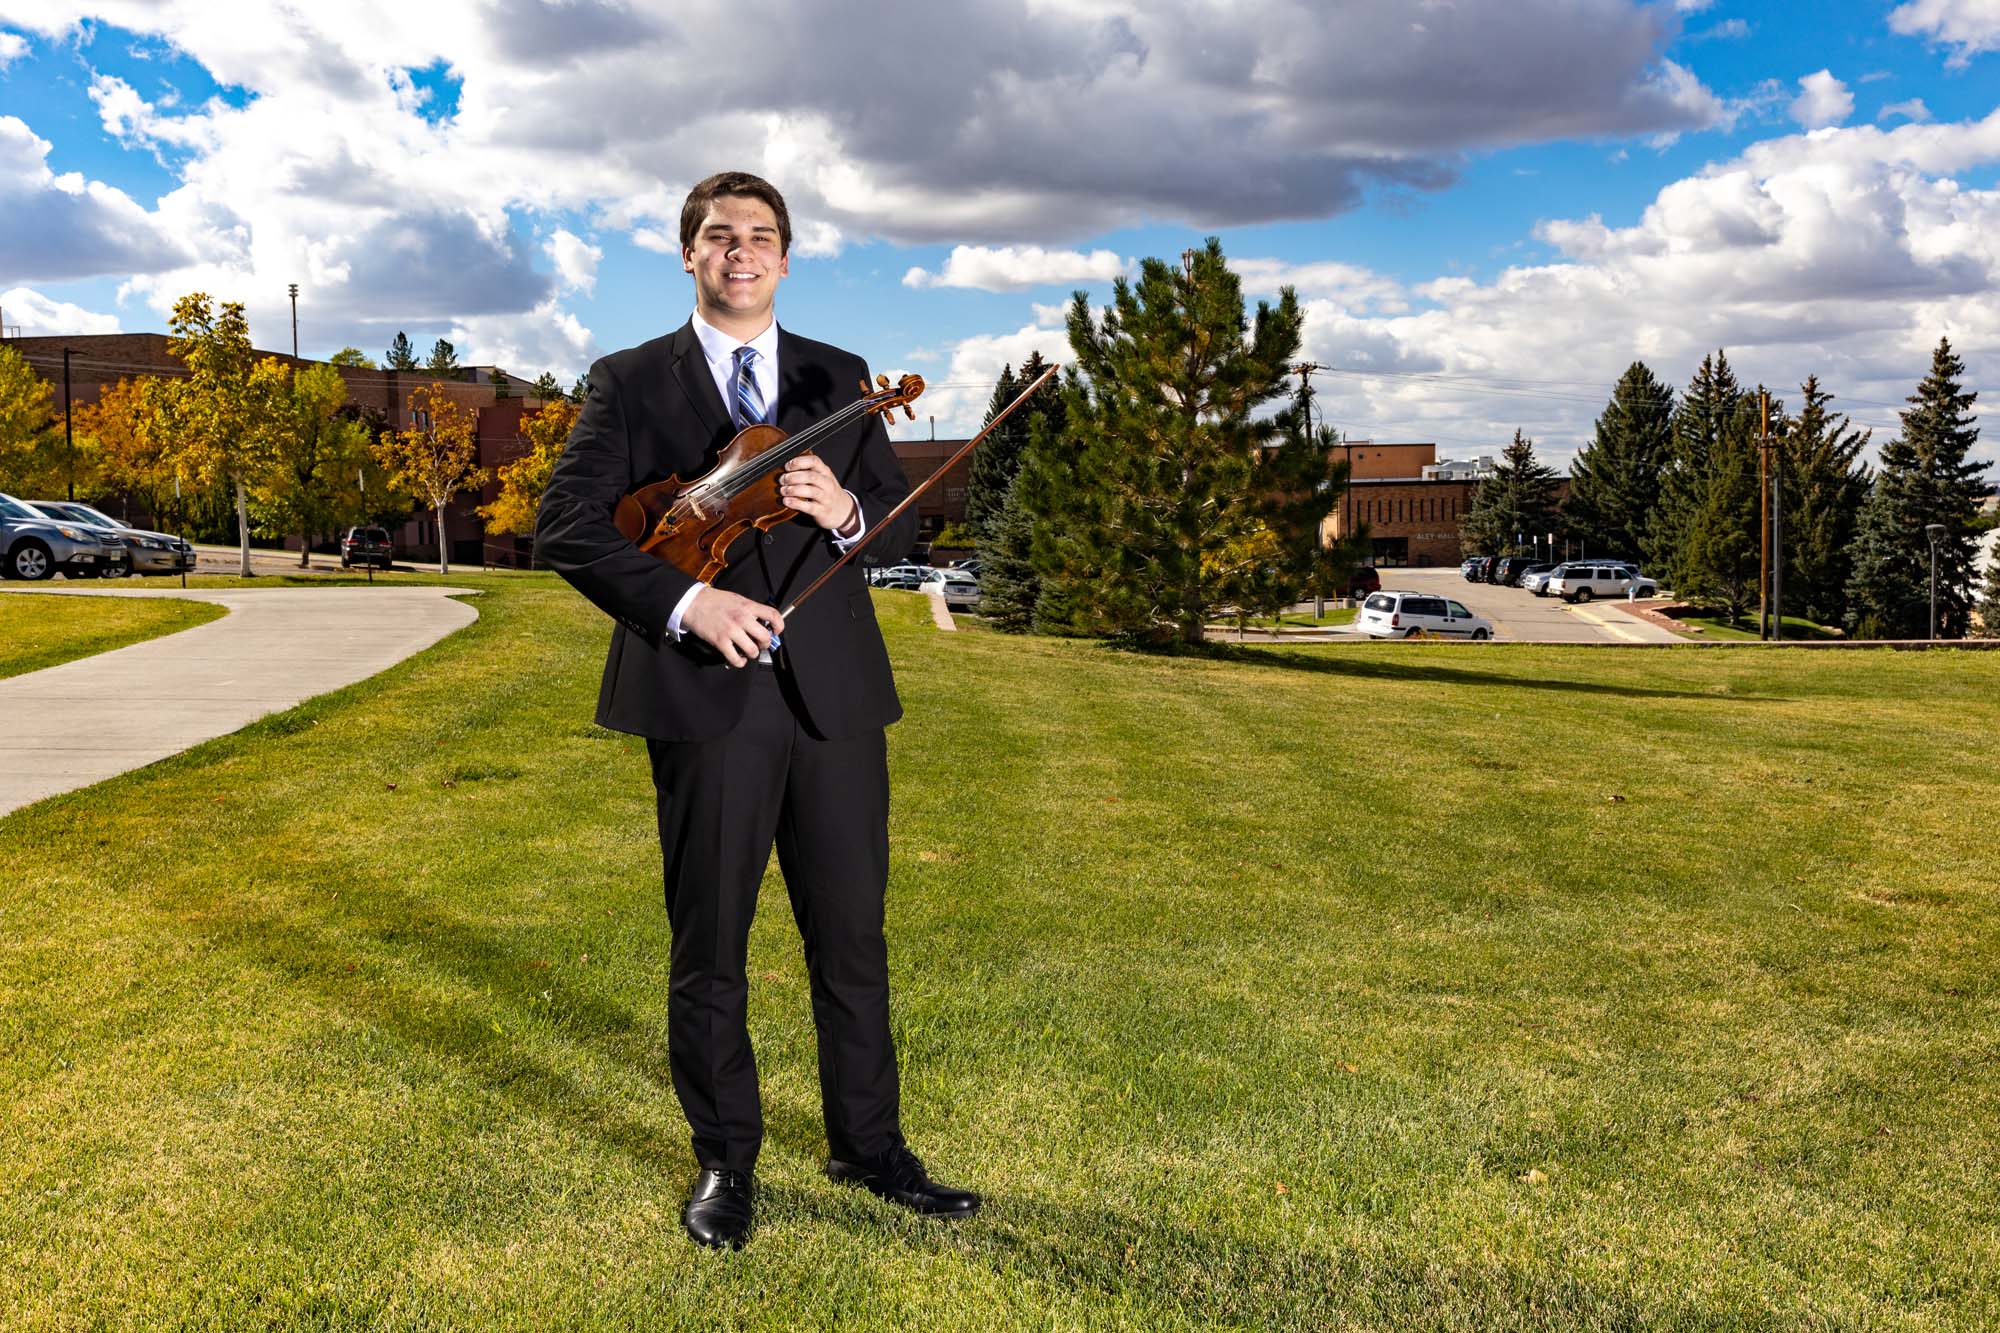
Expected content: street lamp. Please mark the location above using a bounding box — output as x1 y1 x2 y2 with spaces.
1925 523 1946 639
288 283 299 360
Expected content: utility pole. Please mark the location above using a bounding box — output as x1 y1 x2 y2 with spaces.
1758 390 1771 640
62 346 75 500
288 283 300 360
1292 361 1326 616
1771 420 1784 642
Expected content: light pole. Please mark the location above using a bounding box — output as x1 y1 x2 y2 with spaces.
1925 523 1946 640
288 283 299 360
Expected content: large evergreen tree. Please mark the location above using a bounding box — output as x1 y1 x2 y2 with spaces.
964 363 1019 536
1846 338 1987 638
1776 376 1871 627
1567 361 1671 563
385 332 419 371
1026 238 1313 645
1648 350 1743 588
1679 393 1766 623
1461 429 1563 557
977 473 1040 633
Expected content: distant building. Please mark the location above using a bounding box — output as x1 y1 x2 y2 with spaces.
1323 439 1568 566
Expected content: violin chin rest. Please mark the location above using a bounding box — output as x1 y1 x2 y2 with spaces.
613 492 646 543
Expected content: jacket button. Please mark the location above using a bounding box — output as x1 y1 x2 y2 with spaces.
762 532 773 546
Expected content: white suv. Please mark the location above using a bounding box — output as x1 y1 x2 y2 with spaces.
1548 564 1658 602
1358 591 1495 640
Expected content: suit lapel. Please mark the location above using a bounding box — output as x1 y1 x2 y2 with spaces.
776 329 827 435
669 321 730 440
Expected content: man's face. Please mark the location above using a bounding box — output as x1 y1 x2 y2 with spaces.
682 194 789 328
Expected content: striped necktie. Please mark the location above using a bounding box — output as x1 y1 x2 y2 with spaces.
733 346 767 428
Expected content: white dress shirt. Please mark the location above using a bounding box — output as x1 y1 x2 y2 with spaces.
665 310 865 642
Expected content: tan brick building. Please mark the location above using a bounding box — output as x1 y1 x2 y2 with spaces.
1321 440 1570 567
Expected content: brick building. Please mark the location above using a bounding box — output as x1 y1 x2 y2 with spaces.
1322 440 1569 567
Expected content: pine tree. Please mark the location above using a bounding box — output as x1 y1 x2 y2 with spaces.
963 363 1018 536
531 370 563 400
385 332 419 371
1679 394 1764 623
1648 350 1742 589
424 338 462 378
1028 239 1309 645
977 473 1040 633
1567 361 1671 562
1776 376 1871 627
1461 430 1562 556
1846 338 1987 638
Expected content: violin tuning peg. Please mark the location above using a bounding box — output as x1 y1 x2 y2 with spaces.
903 404 916 420
858 378 871 396
877 373 891 390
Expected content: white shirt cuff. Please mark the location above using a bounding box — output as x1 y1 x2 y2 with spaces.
666 581 706 640
831 490 865 550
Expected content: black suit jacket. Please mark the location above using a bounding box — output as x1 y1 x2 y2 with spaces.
535 321 916 742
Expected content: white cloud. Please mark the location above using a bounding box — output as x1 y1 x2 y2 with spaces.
1789 70 1854 130
885 320 1072 441
1674 0 1715 10
0 115 192 283
630 227 678 256
0 30 27 67
903 245 1127 292
445 296 595 378
0 286 121 335
1233 258 1408 314
1881 98 1933 123
544 228 601 296
1888 0 2000 68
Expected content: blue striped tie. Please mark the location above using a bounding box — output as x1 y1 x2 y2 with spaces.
733 346 767 428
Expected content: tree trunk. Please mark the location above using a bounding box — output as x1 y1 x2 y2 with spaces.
299 527 311 568
234 477 251 578
436 502 449 574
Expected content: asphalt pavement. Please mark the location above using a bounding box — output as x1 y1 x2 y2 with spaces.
0 584 478 817
1375 567 1683 644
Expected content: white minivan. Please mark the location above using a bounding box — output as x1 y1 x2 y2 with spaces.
1358 591 1495 640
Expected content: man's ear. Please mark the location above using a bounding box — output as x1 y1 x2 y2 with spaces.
778 253 790 279
683 247 696 275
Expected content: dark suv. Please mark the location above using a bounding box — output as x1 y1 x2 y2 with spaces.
340 526 394 570
1492 556 1538 586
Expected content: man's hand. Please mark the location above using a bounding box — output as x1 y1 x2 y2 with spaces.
681 587 785 667
779 454 859 535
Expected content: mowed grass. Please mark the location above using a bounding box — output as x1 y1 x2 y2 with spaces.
2 575 1997 1329
0 592 226 680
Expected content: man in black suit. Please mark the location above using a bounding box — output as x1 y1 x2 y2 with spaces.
535 172 978 1249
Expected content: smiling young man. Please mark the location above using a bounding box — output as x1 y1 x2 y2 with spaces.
535 172 978 1249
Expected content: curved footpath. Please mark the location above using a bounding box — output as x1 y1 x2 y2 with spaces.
0 585 478 818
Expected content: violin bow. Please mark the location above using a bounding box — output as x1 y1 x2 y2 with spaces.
779 360 1062 619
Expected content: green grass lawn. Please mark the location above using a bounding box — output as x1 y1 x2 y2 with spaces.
1672 611 1845 642
3 576 1997 1328
0 591 226 680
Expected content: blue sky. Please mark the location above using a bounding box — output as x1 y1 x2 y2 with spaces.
1 1 1995 471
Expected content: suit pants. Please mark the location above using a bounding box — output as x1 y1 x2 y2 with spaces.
646 665 902 1172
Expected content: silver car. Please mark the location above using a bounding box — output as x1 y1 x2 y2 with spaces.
0 491 128 580
32 500 196 575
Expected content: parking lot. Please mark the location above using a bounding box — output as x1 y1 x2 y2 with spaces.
1359 567 1684 644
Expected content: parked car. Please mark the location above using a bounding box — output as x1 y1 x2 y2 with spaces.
28 500 194 575
1492 555 1538 586
1357 590 1495 640
1549 564 1659 602
340 525 395 570
1523 564 1565 596
1347 565 1382 597
918 570 982 611
1461 556 1490 582
0 492 129 580
869 563 932 590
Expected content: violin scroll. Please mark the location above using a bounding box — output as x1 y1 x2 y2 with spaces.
858 372 924 421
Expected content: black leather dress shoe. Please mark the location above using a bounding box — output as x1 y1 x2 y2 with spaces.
682 1168 753 1249
826 1145 980 1218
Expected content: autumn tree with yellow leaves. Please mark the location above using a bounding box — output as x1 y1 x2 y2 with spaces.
247 359 374 566
478 397 577 541
374 383 486 573
149 293 272 575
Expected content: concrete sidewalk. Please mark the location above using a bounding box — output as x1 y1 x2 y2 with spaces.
0 584 479 817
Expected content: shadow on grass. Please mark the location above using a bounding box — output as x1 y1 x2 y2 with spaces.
1113 640 1779 703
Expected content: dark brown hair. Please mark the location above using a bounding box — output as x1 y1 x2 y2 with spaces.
679 172 792 256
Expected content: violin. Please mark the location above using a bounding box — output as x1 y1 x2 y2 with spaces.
613 373 925 586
